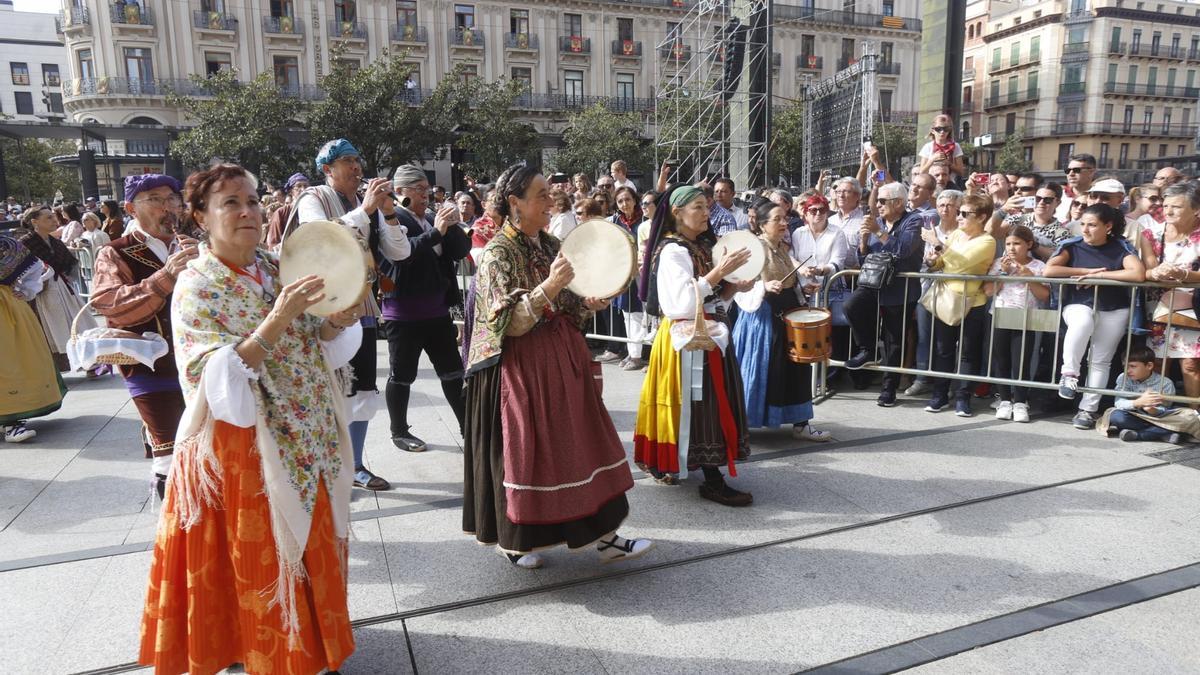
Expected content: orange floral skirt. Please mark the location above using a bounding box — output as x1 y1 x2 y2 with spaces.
138 422 354 675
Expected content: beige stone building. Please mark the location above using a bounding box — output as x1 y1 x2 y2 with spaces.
970 0 1200 182
57 0 923 187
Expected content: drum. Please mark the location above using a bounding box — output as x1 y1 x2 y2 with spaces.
712 230 766 283
783 307 832 364
279 219 369 317
560 218 637 299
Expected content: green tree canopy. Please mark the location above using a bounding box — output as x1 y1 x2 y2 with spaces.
871 121 918 178
2 138 81 205
551 103 653 181
306 48 444 177
452 77 540 181
167 69 306 184
769 101 804 186
995 129 1033 174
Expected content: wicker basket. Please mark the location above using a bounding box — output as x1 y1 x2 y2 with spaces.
68 299 164 366
677 281 719 352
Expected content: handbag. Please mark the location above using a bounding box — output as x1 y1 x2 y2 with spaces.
857 252 896 290
919 281 970 326
668 281 721 351
1154 287 1200 329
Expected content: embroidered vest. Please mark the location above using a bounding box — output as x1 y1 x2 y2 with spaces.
107 234 178 381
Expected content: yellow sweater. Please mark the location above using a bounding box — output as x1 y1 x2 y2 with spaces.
933 229 996 307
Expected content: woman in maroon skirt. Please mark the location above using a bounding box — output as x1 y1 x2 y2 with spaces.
462 163 652 569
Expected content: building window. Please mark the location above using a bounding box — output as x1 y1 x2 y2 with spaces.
334 0 356 23
1139 143 1149 159
511 66 531 91
841 38 856 66
1152 31 1162 53
1118 143 1129 168
1179 144 1187 156
509 9 528 35
1099 143 1109 167
883 0 894 16
47 92 63 114
991 47 1001 70
1128 64 1138 84
204 52 231 76
1160 143 1169 156
963 85 972 104
618 17 634 42
801 35 815 59
1123 105 1134 131
273 55 299 91
564 13 582 37
14 91 32 114
1057 143 1075 170
1107 63 1118 84
1028 71 1038 96
123 47 154 82
454 4 474 29
616 72 634 110
880 42 893 66
1131 29 1142 50
989 79 999 101
460 64 478 83
1104 103 1114 123
41 64 60 87
1110 27 1122 51
564 69 583 102
1010 42 1020 66
880 90 893 115
1148 66 1158 90
1007 75 1018 97
1030 36 1040 60
10 62 28 86
270 0 295 18
1143 108 1153 133
1172 33 1181 51
77 49 93 81
396 0 416 25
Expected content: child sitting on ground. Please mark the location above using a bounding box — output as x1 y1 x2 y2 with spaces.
1103 346 1184 443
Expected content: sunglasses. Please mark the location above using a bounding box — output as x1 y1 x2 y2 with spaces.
1066 167 1091 174
932 126 949 132
1034 196 1057 204
1016 185 1037 192
875 197 898 204
958 209 979 217
1072 201 1086 207
641 201 655 207
806 208 827 215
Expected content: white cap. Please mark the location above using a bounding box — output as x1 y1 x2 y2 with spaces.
1088 178 1126 194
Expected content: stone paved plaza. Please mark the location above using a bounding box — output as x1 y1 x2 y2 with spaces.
2 345 1198 674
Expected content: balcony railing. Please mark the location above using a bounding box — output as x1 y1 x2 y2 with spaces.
111 2 151 26
400 88 656 112
1059 81 1086 95
837 57 859 70
876 61 901 75
63 77 329 101
962 66 975 80
194 10 236 31
126 139 168 155
504 33 538 50
659 42 692 61
57 7 89 32
1093 121 1198 137
559 36 591 54
1162 46 1185 60
612 39 643 57
984 88 1040 109
449 27 483 47
329 20 367 40
390 23 426 42
772 6 922 32
1108 42 1126 55
1064 8 1093 22
1190 48 1200 61
797 54 824 70
1103 81 1200 99
1062 42 1089 56
263 15 302 35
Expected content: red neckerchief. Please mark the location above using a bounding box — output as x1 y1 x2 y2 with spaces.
214 253 264 287
933 140 956 156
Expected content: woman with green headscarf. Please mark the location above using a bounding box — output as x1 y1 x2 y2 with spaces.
634 185 756 506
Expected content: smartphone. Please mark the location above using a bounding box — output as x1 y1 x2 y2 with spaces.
973 172 991 185
862 141 874 152
1023 196 1036 210
873 170 886 183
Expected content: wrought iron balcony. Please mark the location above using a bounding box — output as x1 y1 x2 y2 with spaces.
797 54 823 70
194 10 236 31
772 6 922 32
504 33 538 50
111 2 151 26
329 20 367 40
613 39 643 57
263 15 303 36
57 7 90 32
391 24 426 43
1103 81 1200 99
1059 82 1086 95
984 88 1040 109
1108 42 1126 55
449 27 484 47
659 42 692 61
876 61 901 75
559 36 591 54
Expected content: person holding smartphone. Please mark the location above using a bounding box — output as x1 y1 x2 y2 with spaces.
917 114 966 179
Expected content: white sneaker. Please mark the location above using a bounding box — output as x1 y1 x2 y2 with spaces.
793 424 833 442
4 422 35 443
597 534 654 564
989 394 1003 410
995 401 1013 421
503 550 544 569
1012 402 1030 423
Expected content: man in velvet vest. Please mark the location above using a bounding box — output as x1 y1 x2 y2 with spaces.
91 175 198 498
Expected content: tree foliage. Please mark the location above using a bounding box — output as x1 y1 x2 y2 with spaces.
167 69 306 183
2 138 81 205
306 48 445 177
995 129 1033 174
871 121 919 177
552 103 653 181
453 77 540 181
769 101 805 186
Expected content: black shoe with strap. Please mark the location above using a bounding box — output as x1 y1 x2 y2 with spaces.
391 431 426 452
698 481 753 507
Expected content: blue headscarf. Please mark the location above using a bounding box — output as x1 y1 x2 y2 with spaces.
314 139 361 174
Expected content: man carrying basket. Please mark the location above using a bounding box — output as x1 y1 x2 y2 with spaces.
91 174 198 498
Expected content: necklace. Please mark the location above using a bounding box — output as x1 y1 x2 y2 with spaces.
215 253 275 304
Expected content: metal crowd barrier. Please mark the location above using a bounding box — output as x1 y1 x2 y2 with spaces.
815 269 1200 407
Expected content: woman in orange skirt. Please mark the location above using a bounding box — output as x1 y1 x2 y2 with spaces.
139 164 363 674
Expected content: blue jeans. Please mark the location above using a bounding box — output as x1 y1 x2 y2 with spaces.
1108 409 1173 441
915 303 933 374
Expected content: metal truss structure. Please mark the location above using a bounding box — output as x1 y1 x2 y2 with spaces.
802 43 878 185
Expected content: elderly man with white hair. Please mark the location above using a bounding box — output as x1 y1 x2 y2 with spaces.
381 164 471 453
843 181 927 406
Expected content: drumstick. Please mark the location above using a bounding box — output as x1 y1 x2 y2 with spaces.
778 256 813 285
